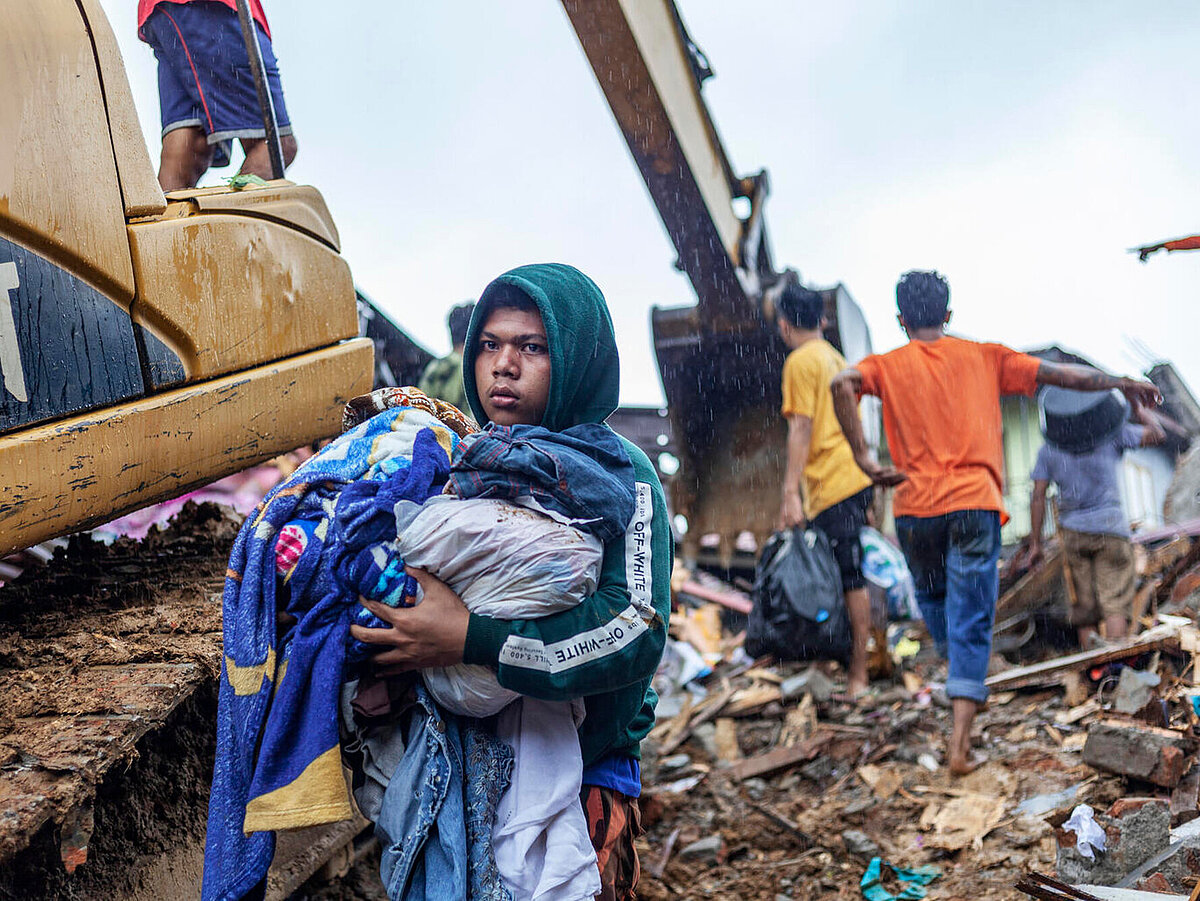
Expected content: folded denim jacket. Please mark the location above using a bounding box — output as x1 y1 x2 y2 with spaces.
447 422 635 544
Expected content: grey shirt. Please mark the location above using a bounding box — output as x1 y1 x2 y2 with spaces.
1031 423 1144 537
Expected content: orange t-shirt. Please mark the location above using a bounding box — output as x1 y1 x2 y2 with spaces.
855 336 1041 521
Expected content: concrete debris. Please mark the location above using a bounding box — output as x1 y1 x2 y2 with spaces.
779 667 835 704
677 834 726 865
1082 722 1191 788
1056 800 1170 886
1113 667 1163 715
640 546 1200 899
840 829 880 859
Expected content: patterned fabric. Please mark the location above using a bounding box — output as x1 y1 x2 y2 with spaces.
581 786 644 901
203 405 461 901
344 386 477 438
464 727 516 900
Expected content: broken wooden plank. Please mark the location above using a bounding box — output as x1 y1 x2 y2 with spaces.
712 718 742 763
1158 541 1200 604
649 827 681 880
743 799 818 849
1130 580 1159 636
1143 536 1193 577
657 685 737 756
676 579 753 614
722 684 781 717
985 624 1182 691
997 548 1064 617
727 732 831 781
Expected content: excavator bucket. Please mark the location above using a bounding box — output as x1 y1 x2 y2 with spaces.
563 0 878 564
654 287 877 564
0 0 373 556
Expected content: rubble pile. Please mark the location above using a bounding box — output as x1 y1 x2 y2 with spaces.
642 530 1200 901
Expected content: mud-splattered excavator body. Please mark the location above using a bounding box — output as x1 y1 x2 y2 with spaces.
0 0 374 556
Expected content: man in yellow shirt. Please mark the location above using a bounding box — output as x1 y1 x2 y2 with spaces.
777 283 874 696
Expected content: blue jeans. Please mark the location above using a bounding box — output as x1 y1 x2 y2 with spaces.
895 511 1001 703
375 684 513 901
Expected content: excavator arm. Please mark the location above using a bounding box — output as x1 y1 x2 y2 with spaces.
562 0 874 562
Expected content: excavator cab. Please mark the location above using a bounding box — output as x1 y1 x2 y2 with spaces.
0 0 374 556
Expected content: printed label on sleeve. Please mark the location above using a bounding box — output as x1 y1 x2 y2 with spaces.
498 604 648 673
625 482 654 617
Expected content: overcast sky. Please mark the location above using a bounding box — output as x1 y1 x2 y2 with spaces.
100 1 1199 406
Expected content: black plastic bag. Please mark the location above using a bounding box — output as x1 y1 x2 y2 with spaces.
746 527 851 662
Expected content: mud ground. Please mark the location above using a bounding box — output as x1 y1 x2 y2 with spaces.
631 682 1123 900
0 504 235 899
306 685 1110 900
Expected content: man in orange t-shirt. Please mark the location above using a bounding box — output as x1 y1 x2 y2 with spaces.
831 270 1160 775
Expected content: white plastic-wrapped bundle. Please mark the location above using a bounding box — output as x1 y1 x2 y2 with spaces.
394 495 603 716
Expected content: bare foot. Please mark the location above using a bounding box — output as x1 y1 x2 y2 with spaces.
948 750 987 777
847 677 870 698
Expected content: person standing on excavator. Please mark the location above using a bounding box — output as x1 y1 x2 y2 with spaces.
831 270 1161 775
776 281 875 699
138 0 297 191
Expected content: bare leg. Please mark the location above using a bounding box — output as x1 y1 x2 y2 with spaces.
239 134 298 180
948 697 983 776
844 586 871 696
1103 613 1127 642
158 127 213 191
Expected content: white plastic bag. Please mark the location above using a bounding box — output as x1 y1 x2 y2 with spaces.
395 496 603 716
1062 804 1106 859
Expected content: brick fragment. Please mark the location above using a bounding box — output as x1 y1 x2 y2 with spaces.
1082 721 1191 788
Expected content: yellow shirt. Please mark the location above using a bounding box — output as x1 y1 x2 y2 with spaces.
781 338 872 518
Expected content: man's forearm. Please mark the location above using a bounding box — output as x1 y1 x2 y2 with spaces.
784 417 811 495
1132 401 1168 445
832 371 869 455
1036 362 1127 393
1029 487 1047 545
1037 362 1162 411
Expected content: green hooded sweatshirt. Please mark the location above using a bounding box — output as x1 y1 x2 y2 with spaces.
460 263 673 766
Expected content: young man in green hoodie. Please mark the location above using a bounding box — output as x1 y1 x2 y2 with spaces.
353 263 673 899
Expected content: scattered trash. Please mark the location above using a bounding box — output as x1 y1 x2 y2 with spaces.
1112 668 1162 715
1063 804 1107 859
640 550 1200 898
860 527 919 621
859 857 940 901
1015 781 1088 816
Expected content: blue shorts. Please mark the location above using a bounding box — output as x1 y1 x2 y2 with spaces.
142 1 292 169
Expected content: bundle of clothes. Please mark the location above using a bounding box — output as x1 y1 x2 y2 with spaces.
202 387 634 901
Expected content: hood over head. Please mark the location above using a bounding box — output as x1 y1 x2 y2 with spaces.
463 263 620 431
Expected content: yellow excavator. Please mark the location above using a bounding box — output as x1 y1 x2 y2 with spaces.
0 0 374 558
563 0 879 566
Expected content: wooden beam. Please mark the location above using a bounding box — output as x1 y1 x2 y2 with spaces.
727 732 831 781
985 624 1181 692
